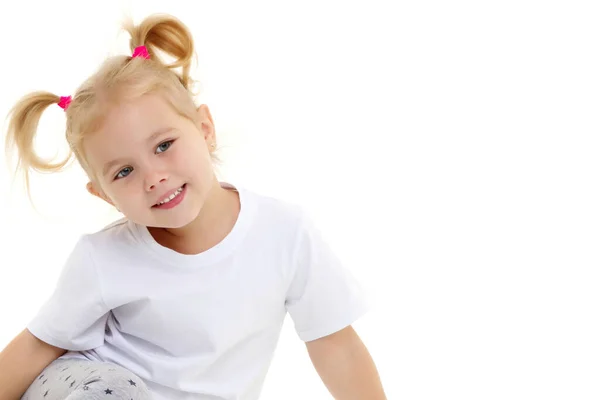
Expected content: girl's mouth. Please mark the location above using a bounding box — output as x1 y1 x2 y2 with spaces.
152 184 187 209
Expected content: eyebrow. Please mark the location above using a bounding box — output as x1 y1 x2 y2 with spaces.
101 127 174 177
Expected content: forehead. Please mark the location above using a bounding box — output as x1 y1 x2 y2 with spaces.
100 94 175 137
82 95 179 169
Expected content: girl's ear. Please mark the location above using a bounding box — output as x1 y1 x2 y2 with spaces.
86 181 115 207
196 104 216 142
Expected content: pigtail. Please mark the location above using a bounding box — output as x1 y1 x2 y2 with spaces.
4 91 73 195
124 14 196 91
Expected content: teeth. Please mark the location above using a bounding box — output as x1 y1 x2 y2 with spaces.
157 186 183 205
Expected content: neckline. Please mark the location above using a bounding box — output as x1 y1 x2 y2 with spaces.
132 182 255 268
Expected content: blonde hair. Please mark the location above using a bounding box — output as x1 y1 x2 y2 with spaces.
5 14 210 196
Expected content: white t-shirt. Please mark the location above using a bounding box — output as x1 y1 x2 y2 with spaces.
27 182 368 400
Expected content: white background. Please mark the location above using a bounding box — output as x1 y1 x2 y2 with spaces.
0 1 599 399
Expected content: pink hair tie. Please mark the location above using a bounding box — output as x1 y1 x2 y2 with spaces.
132 45 150 59
58 95 72 111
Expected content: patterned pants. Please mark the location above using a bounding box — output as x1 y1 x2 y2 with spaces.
21 358 151 399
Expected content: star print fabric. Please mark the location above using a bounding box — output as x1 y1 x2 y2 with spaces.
21 358 150 399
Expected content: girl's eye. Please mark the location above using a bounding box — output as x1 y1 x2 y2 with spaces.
156 140 174 154
115 166 133 180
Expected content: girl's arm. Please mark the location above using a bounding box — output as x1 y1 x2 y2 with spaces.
0 329 66 400
306 325 387 400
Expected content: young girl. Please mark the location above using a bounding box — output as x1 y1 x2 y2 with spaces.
0 14 386 400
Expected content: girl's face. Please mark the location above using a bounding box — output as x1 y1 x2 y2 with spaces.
83 93 217 229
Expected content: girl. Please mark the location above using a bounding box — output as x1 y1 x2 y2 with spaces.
0 14 386 400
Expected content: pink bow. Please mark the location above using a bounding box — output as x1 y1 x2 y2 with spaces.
132 46 150 59
58 96 72 111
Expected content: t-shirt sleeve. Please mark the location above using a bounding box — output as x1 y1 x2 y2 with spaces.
27 235 110 351
285 209 370 342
